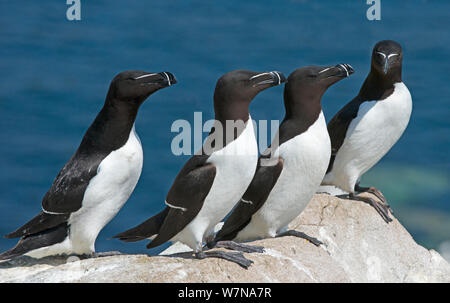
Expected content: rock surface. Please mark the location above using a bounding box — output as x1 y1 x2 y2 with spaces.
1 194 449 283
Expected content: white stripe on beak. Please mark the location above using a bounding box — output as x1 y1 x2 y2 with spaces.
318 67 332 74
339 64 349 77
249 72 271 81
133 73 158 80
272 71 281 85
163 72 171 86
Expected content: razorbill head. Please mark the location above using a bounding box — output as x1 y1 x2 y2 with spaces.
113 70 286 268
209 64 354 246
0 70 177 261
322 40 412 223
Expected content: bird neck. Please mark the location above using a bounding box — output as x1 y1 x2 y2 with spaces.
213 97 250 126
359 68 401 101
78 97 139 154
202 97 251 154
283 87 323 126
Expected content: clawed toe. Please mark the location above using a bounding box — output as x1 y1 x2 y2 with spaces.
355 184 391 209
370 190 394 215
368 187 387 204
215 241 265 253
306 237 323 246
276 230 323 246
350 194 392 223
197 251 254 269
374 201 393 223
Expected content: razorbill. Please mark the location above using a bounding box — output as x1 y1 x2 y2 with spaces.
322 40 412 223
0 70 177 260
114 70 286 268
209 64 354 247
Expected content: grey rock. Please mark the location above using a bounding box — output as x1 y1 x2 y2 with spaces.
1 194 449 283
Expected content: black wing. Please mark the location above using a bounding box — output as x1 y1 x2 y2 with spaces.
326 97 363 173
1 222 68 260
214 157 284 242
41 153 104 214
4 212 69 239
113 208 170 242
5 153 103 239
147 155 217 248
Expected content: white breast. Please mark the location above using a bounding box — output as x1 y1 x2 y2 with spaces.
171 117 259 251
328 82 412 192
68 124 144 254
235 112 331 241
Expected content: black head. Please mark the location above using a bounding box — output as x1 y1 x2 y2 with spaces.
371 40 403 79
214 69 286 121
270 64 354 150
215 70 286 102
285 64 354 105
107 70 177 105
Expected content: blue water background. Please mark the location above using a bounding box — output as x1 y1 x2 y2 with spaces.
0 1 449 255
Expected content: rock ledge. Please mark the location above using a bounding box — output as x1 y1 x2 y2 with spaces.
1 194 449 283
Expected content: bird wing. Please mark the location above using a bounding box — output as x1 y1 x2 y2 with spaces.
1 221 69 260
146 155 217 248
5 155 102 239
214 156 284 241
41 154 103 214
112 208 170 242
4 211 69 239
326 97 363 173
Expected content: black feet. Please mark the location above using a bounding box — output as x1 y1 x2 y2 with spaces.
200 240 263 269
168 248 255 269
75 251 123 260
276 230 323 246
355 184 393 214
90 251 123 258
195 251 253 269
349 193 392 223
214 240 265 253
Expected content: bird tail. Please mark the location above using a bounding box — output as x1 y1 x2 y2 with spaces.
0 223 68 261
5 212 69 239
112 208 169 243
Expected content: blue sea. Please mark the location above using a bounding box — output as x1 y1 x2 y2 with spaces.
0 1 449 256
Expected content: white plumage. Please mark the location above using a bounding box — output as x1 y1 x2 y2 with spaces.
170 117 259 251
323 82 412 192
234 112 331 241
25 125 143 258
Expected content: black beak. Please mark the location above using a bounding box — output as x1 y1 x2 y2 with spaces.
319 64 354 80
376 52 400 75
334 64 355 77
318 64 354 86
382 59 389 74
251 71 287 87
271 71 287 85
158 72 177 86
134 72 177 87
